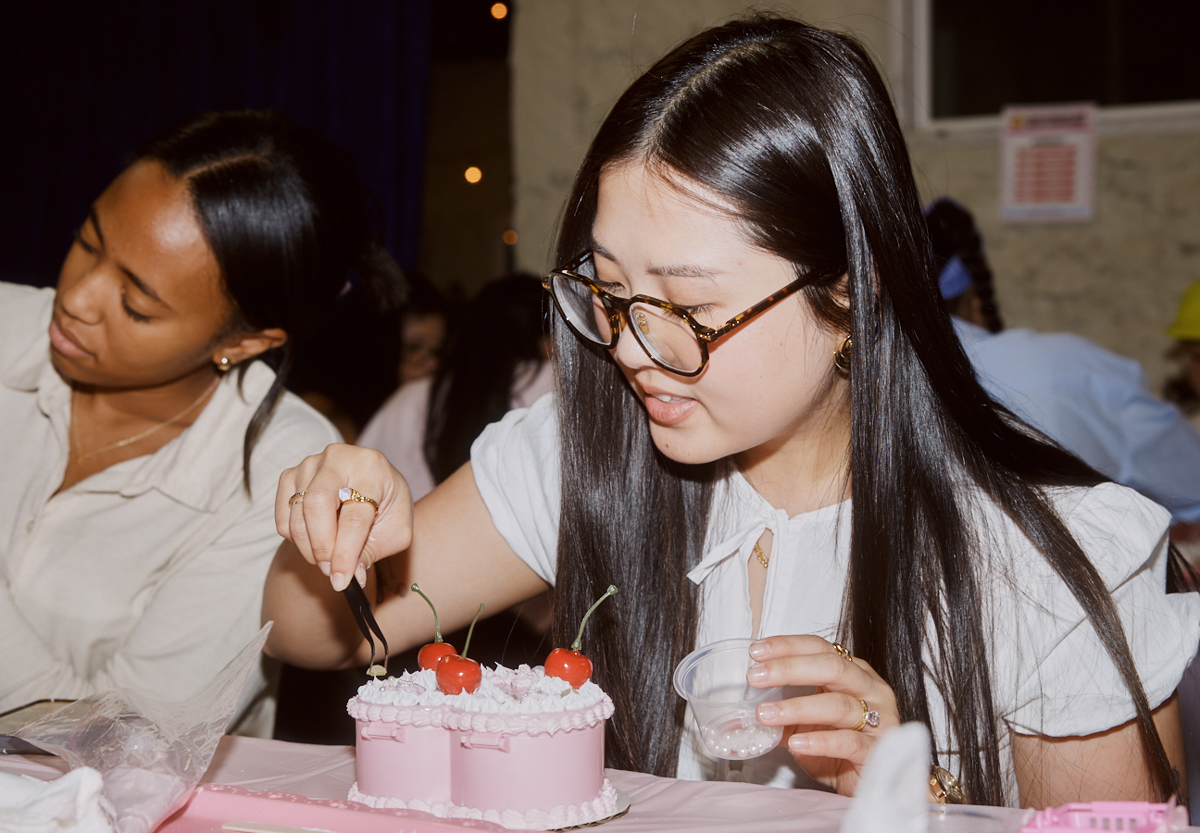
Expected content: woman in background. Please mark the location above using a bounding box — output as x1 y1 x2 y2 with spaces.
0 110 402 734
357 273 552 501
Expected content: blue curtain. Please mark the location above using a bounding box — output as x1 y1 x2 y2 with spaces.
0 0 432 288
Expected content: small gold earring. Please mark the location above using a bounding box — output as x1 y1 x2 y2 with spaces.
833 335 852 374
216 356 232 373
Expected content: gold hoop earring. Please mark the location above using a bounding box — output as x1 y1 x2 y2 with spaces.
216 356 232 373
833 335 852 374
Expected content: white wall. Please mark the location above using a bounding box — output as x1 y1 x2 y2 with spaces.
511 0 1200 390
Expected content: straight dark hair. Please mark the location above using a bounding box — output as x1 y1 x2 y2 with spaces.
549 15 1176 803
132 110 405 490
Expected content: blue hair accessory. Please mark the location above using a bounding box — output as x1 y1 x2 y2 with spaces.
938 254 972 300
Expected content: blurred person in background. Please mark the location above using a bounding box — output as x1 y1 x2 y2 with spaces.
926 197 1200 530
288 273 438 444
0 110 402 734
358 273 552 503
398 271 453 387
1164 279 1200 563
1165 279 1200 431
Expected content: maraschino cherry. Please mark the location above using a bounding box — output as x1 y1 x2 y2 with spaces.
545 585 617 688
411 583 458 670
435 603 485 695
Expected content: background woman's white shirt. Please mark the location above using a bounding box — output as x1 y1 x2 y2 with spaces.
471 392 1200 805
0 283 341 734
357 360 554 502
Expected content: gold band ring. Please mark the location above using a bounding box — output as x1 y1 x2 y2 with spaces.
338 486 379 512
289 491 306 506
831 642 853 663
851 697 880 731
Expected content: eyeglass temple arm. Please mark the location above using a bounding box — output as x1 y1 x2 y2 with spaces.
696 275 815 343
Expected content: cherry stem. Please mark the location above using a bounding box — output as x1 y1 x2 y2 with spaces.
461 603 485 659
411 583 442 642
571 585 618 652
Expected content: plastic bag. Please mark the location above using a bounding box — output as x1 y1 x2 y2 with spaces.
13 624 271 833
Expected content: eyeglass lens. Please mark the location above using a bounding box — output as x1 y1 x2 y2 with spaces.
550 274 704 373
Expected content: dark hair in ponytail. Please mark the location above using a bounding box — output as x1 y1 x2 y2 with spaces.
924 197 1004 333
550 14 1176 803
131 110 405 490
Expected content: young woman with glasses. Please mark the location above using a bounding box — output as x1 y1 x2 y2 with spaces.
265 15 1196 806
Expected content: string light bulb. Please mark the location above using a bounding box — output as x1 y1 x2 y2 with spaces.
464 166 482 184
490 3 508 20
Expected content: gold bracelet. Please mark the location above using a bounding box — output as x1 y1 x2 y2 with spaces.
929 766 966 804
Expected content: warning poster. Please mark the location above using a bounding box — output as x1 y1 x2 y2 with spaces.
999 103 1096 223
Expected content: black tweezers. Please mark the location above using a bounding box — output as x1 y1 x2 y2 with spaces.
343 576 389 673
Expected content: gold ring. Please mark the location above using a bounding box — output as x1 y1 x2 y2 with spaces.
338 486 379 512
831 642 852 663
289 491 306 506
851 697 880 731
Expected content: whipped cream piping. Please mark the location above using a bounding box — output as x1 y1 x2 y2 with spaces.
352 664 609 715
348 778 620 831
440 699 614 734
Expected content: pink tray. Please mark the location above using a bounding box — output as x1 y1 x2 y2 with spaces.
157 784 507 833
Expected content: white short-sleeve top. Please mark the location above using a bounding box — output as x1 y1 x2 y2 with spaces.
472 393 1200 805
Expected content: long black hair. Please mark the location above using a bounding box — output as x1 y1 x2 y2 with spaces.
132 110 405 490
549 15 1175 803
423 273 547 484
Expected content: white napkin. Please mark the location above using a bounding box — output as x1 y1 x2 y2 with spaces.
840 722 931 833
0 766 115 833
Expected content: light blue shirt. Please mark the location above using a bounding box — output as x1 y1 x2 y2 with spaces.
955 317 1200 524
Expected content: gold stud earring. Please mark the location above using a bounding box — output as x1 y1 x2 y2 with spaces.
833 335 852 374
216 356 232 373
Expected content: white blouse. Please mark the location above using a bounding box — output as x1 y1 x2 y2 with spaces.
0 283 340 734
471 393 1200 805
357 360 554 502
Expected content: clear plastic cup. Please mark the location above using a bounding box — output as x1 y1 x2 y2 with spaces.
673 638 784 760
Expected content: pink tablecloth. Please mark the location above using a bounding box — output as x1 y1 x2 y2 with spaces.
204 736 853 831
4 735 855 832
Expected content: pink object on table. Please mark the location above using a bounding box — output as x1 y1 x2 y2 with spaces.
157 784 506 832
355 717 452 804
449 721 607 813
1020 800 1187 832
345 670 618 828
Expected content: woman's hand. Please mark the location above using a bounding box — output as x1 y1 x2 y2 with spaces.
275 444 415 592
748 635 900 796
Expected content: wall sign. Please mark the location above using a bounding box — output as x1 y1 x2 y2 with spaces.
999 103 1096 223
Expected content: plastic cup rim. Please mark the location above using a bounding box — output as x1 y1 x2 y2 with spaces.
673 637 764 702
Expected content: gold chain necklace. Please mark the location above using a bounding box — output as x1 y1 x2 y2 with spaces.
71 376 221 464
753 542 769 568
